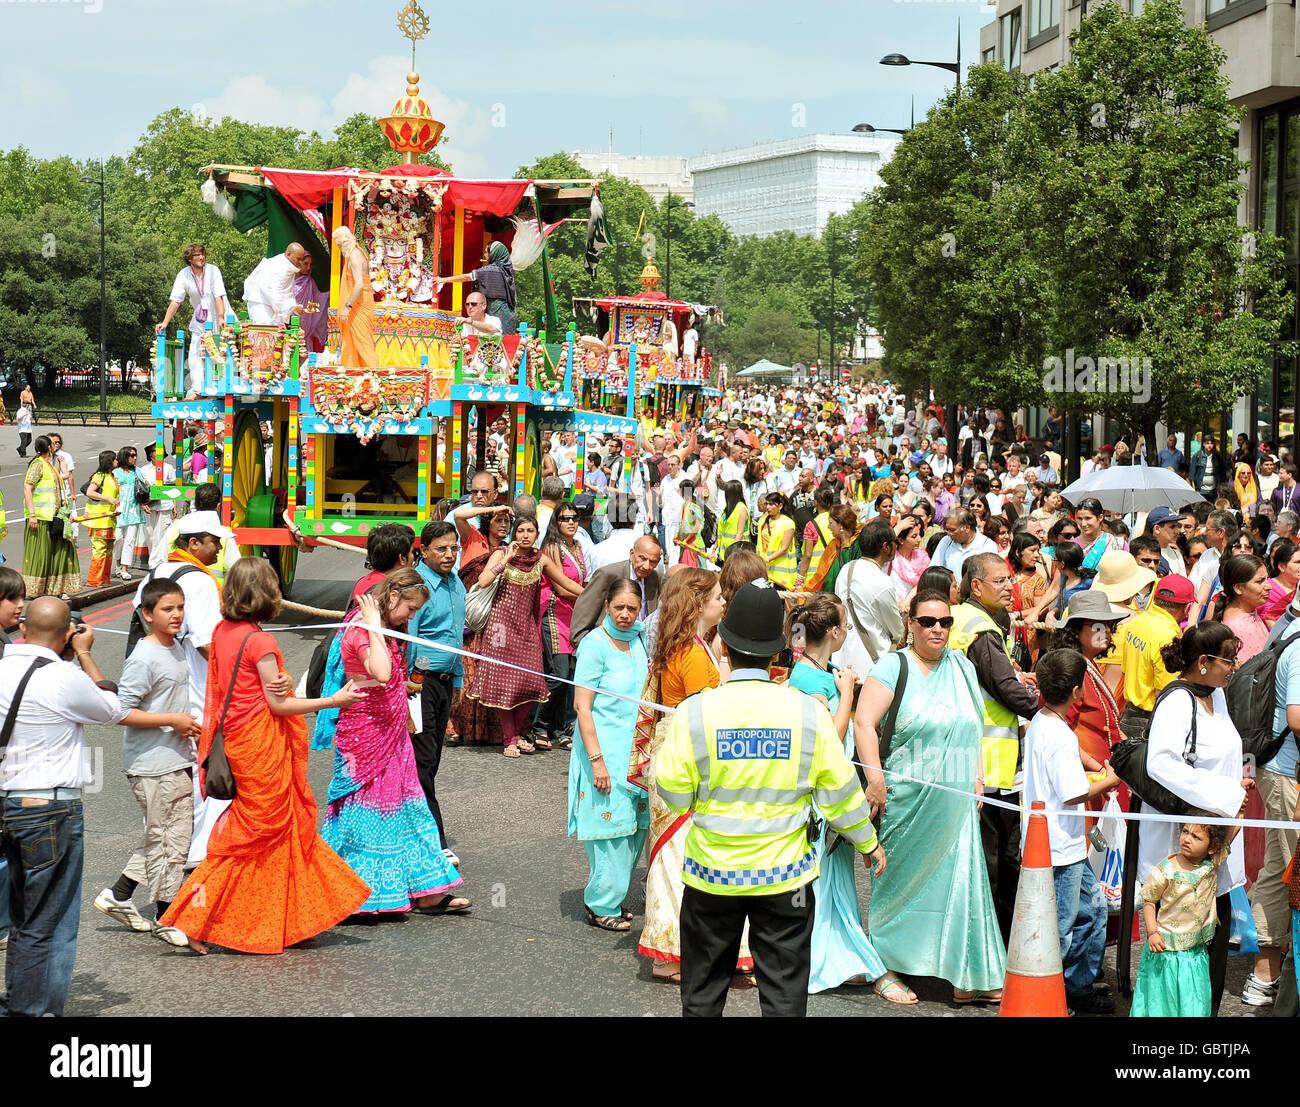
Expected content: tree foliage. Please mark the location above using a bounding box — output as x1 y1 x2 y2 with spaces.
863 0 1291 436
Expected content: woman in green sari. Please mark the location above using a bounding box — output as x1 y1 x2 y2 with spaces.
22 435 80 600
853 590 1007 1004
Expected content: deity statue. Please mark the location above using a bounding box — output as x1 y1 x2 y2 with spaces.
369 233 436 303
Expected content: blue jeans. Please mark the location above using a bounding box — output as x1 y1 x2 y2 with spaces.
1054 859 1107 998
0 856 9 939
0 797 84 1017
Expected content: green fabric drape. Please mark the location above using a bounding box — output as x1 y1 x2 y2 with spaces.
231 185 331 290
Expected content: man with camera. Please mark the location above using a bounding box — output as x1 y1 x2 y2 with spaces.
0 598 198 1017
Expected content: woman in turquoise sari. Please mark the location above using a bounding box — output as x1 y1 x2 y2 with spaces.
570 578 651 930
1074 496 1121 573
788 595 915 1002
854 590 1007 1003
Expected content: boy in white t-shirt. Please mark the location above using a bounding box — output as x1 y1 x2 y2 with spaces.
1022 648 1122 1014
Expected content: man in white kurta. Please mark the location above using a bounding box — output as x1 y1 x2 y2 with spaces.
832 520 904 676
243 244 305 324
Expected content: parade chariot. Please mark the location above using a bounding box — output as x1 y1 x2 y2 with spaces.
149 1 641 596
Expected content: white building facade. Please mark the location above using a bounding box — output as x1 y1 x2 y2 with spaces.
571 152 693 204
687 134 899 238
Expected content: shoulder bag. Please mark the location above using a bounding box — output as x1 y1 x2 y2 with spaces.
464 570 501 634
0 657 54 762
1109 680 1201 815
203 630 258 801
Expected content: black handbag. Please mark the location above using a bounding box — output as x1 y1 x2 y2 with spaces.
202 630 257 802
1110 680 1200 816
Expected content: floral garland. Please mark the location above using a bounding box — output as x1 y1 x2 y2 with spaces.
529 337 565 394
312 370 427 445
448 333 520 385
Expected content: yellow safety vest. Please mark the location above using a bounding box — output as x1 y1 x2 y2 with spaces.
947 601 1021 791
25 459 59 521
83 472 119 531
717 506 747 558
805 510 831 567
655 678 878 896
759 515 798 586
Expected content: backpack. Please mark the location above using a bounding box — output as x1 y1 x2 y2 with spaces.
699 505 717 550
1224 629 1295 766
125 563 205 659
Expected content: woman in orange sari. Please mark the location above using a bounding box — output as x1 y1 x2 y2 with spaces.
161 558 371 954
332 227 378 369
631 568 755 983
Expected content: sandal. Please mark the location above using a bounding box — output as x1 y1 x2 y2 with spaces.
729 972 759 990
556 736 573 750
586 908 631 932
953 988 1003 1006
414 894 472 915
517 739 535 754
652 962 682 985
874 974 918 1005
503 745 521 758
533 738 553 752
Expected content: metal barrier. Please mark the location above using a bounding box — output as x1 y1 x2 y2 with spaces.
35 410 156 427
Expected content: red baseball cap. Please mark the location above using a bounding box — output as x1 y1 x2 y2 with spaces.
1153 574 1195 605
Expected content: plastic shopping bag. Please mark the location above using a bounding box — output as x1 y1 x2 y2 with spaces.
1228 884 1260 957
1088 794 1125 914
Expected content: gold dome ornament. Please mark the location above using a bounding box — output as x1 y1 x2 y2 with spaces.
380 1 444 163
639 260 662 292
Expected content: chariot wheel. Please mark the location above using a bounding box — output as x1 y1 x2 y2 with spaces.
229 409 269 559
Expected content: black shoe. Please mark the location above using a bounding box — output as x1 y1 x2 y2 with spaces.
1068 989 1115 1015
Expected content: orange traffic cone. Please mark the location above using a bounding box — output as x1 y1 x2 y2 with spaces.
999 800 1068 1017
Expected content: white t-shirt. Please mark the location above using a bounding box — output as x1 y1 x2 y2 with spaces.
168 264 227 329
1022 712 1090 866
683 327 699 358
134 562 221 717
15 406 31 433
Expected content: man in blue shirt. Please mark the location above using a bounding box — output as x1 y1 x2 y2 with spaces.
409 520 466 865
1156 434 1183 471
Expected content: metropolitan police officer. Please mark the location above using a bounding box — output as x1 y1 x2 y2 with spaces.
656 580 885 1017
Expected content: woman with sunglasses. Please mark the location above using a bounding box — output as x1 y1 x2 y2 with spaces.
854 591 1007 1005
112 445 149 578
1138 622 1250 1013
539 506 590 751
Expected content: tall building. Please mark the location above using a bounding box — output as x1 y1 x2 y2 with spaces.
570 152 693 204
687 134 899 239
980 0 1300 454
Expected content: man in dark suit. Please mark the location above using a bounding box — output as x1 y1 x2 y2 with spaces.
571 534 664 646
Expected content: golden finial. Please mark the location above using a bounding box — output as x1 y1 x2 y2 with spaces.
397 0 429 72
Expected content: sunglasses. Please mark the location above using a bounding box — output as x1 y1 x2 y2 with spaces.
556 514 578 522
913 615 955 629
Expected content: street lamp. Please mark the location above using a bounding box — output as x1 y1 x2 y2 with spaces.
79 163 108 419
852 123 911 136
880 19 962 91
664 198 693 298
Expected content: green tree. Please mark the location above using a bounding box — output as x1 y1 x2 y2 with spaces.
863 0 1292 439
0 204 169 390
1026 0 1290 446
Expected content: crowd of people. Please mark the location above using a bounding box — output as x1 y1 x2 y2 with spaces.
4 374 1300 1019
17 430 201 601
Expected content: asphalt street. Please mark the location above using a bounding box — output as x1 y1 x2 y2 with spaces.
0 422 1265 1017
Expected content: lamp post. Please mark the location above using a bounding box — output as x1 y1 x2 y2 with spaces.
664 197 693 298
79 163 108 419
827 222 859 383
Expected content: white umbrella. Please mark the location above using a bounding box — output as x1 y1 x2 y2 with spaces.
1060 465 1206 514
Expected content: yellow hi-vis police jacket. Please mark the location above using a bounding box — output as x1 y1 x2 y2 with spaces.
655 675 878 896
